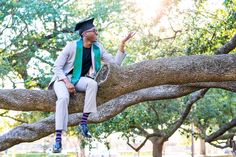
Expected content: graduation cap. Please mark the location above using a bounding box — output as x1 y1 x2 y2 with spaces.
74 18 95 36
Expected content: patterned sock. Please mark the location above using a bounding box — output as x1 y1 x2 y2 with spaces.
55 130 62 143
80 113 90 125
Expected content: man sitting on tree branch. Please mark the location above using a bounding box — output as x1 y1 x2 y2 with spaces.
48 17 135 153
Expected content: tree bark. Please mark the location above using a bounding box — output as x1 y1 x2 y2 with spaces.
1 53 236 151
1 53 236 112
205 117 236 142
0 83 236 151
151 137 165 157
232 140 236 157
200 138 206 156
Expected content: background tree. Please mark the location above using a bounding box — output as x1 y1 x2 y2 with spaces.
180 89 236 154
86 0 236 156
90 89 208 157
0 0 236 156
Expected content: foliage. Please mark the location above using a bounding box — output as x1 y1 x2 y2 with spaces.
0 0 125 130
87 0 236 150
0 0 236 152
181 89 236 141
0 0 125 89
89 98 188 144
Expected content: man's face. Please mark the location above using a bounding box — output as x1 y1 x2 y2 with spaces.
83 27 98 42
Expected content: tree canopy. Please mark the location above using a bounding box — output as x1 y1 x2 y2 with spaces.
0 0 236 155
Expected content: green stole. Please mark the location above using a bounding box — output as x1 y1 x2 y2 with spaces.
71 39 101 85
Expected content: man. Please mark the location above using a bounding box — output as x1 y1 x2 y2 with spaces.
48 17 134 153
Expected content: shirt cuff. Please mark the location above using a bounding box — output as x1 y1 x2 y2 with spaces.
57 75 67 81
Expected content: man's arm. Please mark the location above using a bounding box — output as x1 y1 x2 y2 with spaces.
53 42 76 95
53 43 70 81
62 78 76 95
101 32 135 65
119 32 135 53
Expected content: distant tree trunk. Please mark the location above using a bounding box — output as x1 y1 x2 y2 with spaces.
200 138 206 156
151 137 165 157
77 137 85 157
80 149 85 157
196 126 206 156
232 140 236 157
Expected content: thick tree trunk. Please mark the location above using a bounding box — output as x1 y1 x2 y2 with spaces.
1 53 236 112
151 137 165 157
1 84 236 151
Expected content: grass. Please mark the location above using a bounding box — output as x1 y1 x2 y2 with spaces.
5 152 77 157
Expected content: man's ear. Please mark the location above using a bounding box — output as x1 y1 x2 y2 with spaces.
83 32 87 37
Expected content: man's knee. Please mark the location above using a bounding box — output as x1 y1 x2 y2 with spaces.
57 97 69 106
87 79 98 89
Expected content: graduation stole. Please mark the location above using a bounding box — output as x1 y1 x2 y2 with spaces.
71 39 101 85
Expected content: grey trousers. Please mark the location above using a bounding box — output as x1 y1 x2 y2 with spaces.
53 76 98 131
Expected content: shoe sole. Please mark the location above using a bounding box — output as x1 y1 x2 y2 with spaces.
53 150 62 153
53 148 62 153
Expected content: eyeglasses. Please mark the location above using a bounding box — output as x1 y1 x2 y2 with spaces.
85 29 98 33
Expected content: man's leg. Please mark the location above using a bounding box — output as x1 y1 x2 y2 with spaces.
75 77 98 137
53 80 70 152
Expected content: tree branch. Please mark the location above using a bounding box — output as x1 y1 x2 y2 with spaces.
0 84 202 151
0 33 236 151
209 142 230 149
216 34 236 54
186 81 236 93
1 81 235 151
0 114 28 124
1 53 236 112
34 56 54 66
126 135 149 152
166 89 208 139
205 117 236 142
213 133 235 141
0 111 8 116
129 125 150 137
126 132 164 152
